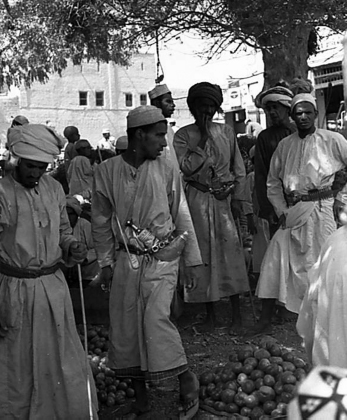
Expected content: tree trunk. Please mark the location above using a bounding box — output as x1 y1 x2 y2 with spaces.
259 24 312 90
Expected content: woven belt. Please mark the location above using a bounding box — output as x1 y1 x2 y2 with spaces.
285 188 334 206
0 259 61 279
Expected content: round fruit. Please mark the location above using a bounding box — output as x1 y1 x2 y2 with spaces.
242 363 254 375
263 400 277 414
225 402 239 413
206 382 216 396
104 377 114 386
95 372 106 381
223 380 238 392
269 344 282 357
243 394 259 408
229 352 239 362
258 358 271 371
234 391 247 407
250 369 264 381
117 381 128 391
281 371 297 384
255 378 264 390
263 375 276 387
282 361 296 372
230 362 243 374
293 357 306 369
295 368 307 381
244 357 258 368
271 408 283 417
214 401 227 412
214 374 222 384
114 390 126 404
126 387 135 398
221 389 236 404
237 349 254 362
241 380 255 394
237 373 248 384
282 351 295 362
254 349 271 360
104 367 116 377
107 385 117 394
95 379 106 390
276 402 288 414
97 390 108 403
222 368 236 381
258 386 276 403
250 406 264 419
279 392 293 404
264 364 281 377
240 406 252 416
106 396 115 407
210 388 222 401
283 384 295 394
203 397 214 407
199 371 215 386
274 381 283 395
269 356 283 365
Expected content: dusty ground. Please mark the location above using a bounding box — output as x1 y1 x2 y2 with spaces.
97 294 306 420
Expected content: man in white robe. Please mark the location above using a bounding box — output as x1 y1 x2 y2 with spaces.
250 93 347 335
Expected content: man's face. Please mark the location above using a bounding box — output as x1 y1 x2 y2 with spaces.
140 121 168 160
291 102 317 132
264 102 290 127
16 158 48 188
160 93 175 118
192 98 218 123
77 142 92 159
103 133 110 140
67 207 78 228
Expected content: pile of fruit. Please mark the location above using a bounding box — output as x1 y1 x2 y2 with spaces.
76 325 136 408
199 342 311 419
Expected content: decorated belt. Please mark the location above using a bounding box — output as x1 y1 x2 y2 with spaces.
187 180 235 195
0 258 61 278
285 188 334 206
118 236 174 256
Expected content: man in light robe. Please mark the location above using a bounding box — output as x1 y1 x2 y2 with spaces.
173 82 248 332
0 124 98 419
251 93 347 335
149 83 180 168
92 105 202 419
67 138 94 199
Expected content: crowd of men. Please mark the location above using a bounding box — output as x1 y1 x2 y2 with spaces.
1 78 347 419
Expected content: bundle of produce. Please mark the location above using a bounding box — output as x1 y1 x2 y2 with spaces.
77 324 136 407
198 343 311 419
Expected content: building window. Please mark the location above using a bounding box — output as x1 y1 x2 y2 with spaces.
140 94 147 106
96 91 104 106
125 93 133 107
79 91 88 106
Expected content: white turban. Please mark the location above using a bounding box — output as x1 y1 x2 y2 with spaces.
259 86 294 109
127 106 166 129
8 124 66 164
148 84 171 100
291 93 317 113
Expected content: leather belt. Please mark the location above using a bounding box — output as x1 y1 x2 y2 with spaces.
285 188 334 206
0 259 61 278
187 180 210 193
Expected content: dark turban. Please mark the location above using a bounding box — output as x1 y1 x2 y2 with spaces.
258 86 294 109
187 82 223 112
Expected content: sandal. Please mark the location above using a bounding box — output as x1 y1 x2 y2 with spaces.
178 372 200 420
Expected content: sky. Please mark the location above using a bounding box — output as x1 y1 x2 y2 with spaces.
142 33 264 90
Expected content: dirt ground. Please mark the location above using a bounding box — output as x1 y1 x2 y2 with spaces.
97 293 306 420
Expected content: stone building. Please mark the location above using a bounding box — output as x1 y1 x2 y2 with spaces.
0 53 157 146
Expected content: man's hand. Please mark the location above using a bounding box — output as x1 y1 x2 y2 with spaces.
333 198 345 221
231 199 243 220
99 266 113 293
69 241 88 263
184 265 201 292
196 114 210 150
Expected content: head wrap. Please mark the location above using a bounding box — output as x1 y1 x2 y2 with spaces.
75 139 91 151
148 84 171 100
258 86 294 109
8 124 66 164
116 135 128 150
290 93 317 113
102 128 110 134
12 115 29 126
66 195 82 216
127 105 166 129
187 82 223 111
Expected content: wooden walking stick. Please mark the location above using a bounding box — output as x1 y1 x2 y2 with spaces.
77 263 94 419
